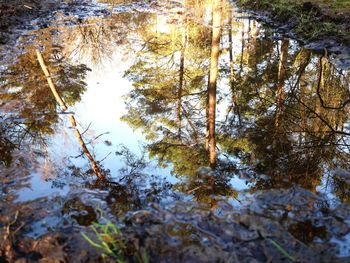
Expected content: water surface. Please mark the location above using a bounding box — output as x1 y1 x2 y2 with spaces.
1 0 350 261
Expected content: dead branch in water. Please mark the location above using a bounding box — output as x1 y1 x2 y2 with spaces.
36 49 105 180
36 50 68 111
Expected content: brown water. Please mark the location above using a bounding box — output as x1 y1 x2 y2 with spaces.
1 0 350 262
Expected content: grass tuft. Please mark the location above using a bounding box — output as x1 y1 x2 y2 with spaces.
82 219 126 262
81 208 149 263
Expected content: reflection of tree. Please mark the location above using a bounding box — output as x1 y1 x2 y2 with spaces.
244 117 324 192
332 176 350 204
177 9 188 138
121 0 238 204
119 0 350 201
0 116 19 167
220 32 350 193
174 168 237 208
62 13 149 65
0 31 89 166
98 146 173 216
275 39 289 128
114 0 350 200
122 2 210 146
207 0 222 168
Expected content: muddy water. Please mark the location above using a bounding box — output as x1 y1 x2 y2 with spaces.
1 0 350 262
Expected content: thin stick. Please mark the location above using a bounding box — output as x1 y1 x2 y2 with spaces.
36 49 105 180
36 49 68 111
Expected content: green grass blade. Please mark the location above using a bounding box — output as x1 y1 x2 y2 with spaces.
81 232 104 249
266 238 295 262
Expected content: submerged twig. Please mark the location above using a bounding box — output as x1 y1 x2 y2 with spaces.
36 49 105 180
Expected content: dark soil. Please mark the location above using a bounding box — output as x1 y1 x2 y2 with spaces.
0 0 60 44
0 0 108 46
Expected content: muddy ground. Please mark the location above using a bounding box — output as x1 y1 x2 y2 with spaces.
0 0 60 43
0 0 108 46
2 188 350 262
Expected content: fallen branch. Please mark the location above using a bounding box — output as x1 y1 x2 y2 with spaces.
36 49 105 180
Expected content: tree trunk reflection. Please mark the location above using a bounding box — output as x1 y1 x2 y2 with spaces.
275 39 289 128
207 0 222 168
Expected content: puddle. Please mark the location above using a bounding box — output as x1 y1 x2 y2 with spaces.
1 0 350 261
